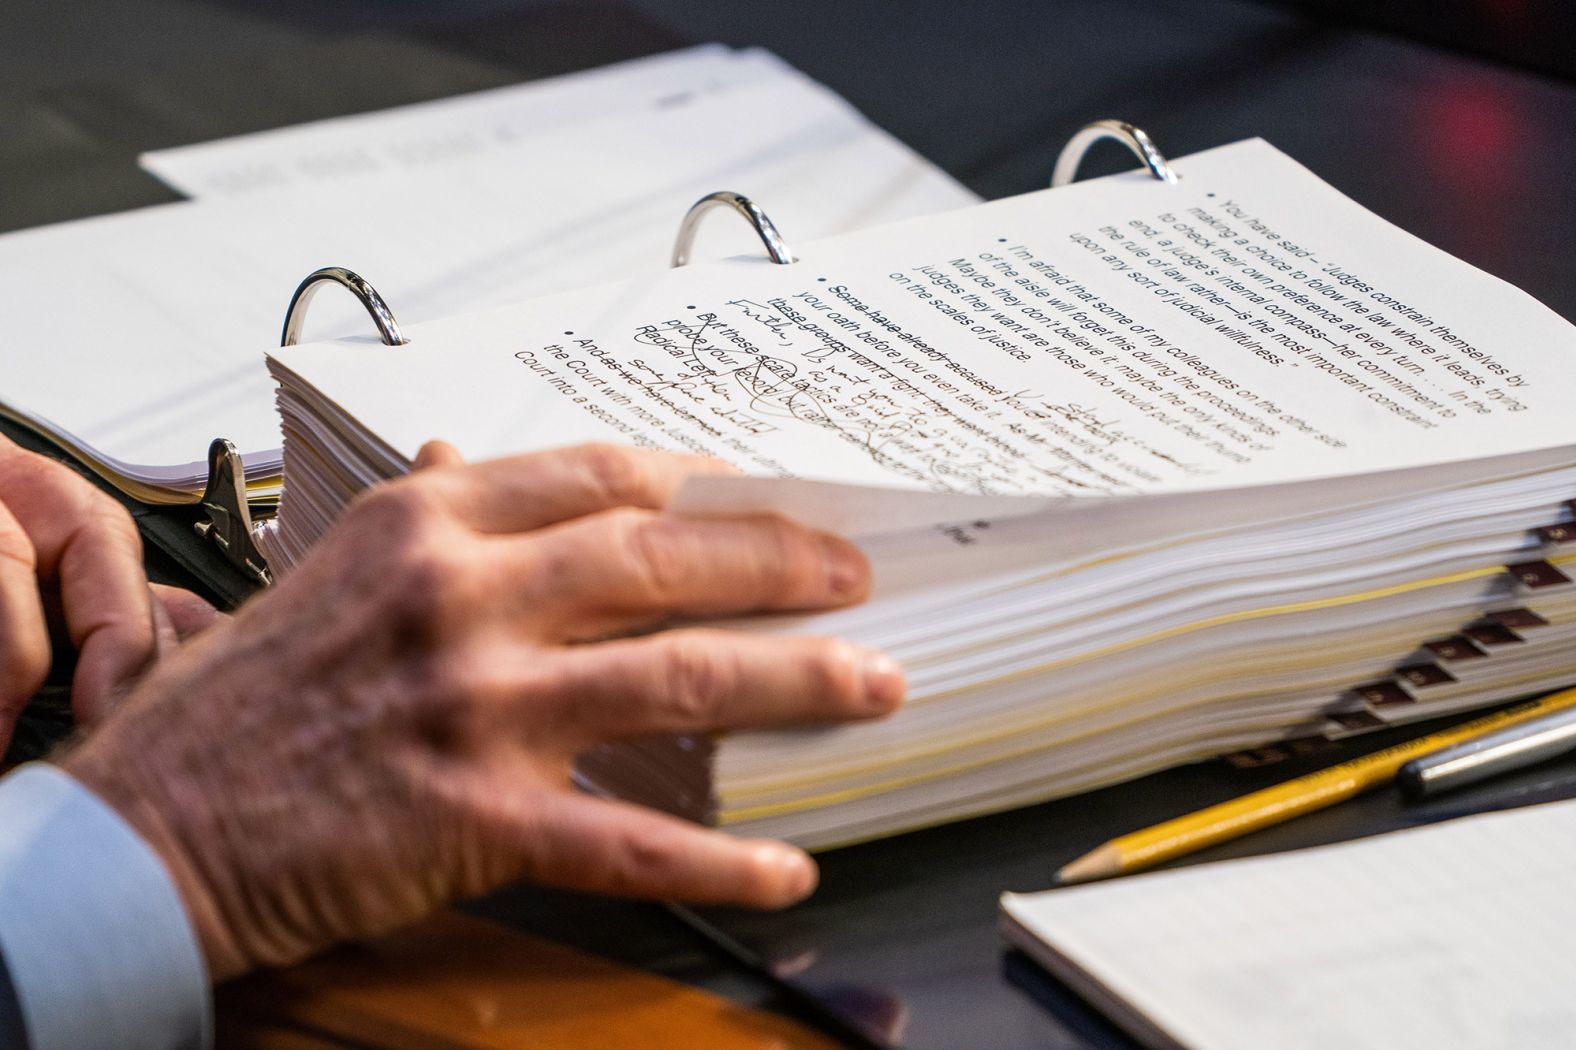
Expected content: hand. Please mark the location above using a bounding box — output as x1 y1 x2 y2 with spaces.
0 436 221 747
60 443 904 982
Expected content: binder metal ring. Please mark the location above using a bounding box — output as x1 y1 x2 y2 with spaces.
1052 120 1178 188
280 266 409 347
670 192 795 267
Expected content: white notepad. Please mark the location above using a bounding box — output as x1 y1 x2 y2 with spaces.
1001 799 1576 1050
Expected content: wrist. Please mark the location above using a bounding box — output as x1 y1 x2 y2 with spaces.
58 737 250 982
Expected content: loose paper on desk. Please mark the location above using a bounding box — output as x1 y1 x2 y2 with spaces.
3 63 976 499
1000 798 1576 1050
270 137 1575 543
138 44 794 197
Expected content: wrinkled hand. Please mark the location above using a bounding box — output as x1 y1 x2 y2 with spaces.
61 443 904 982
0 436 220 747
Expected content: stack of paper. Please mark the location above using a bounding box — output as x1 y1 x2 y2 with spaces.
0 45 978 501
1000 799 1576 1049
260 139 1576 847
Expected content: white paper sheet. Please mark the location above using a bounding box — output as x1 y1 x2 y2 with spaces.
138 45 792 197
1002 799 1576 1050
5 68 978 496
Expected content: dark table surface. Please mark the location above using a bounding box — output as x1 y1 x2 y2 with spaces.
4 1 1574 1046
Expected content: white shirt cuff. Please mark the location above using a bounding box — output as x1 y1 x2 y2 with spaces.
0 762 211 1050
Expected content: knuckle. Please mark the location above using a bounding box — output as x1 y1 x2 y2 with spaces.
518 661 591 743
374 647 532 765
390 540 474 621
442 655 535 711
0 522 36 573
93 484 137 523
803 639 864 703
0 641 49 707
16 445 120 500
75 468 127 510
402 650 495 748
660 635 737 725
758 515 819 586
355 509 476 626
575 443 653 508
13 452 103 509
346 477 447 538
601 825 678 895
607 509 686 596
82 492 139 547
7 448 69 488
726 514 825 601
513 541 572 608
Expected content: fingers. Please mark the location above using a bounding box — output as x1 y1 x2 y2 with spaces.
539 629 903 744
149 585 179 658
151 584 226 641
0 498 50 735
412 439 463 471
404 443 736 534
520 509 870 635
52 503 157 722
0 451 156 723
526 792 818 908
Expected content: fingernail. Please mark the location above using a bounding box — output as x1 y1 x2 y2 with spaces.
859 650 906 713
763 844 818 902
821 537 868 599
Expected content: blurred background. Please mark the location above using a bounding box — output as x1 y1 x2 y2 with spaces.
3 0 1573 319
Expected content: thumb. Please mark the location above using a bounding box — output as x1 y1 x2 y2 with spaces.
413 440 465 472
151 584 227 642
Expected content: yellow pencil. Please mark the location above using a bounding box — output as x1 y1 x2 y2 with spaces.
1058 685 1576 884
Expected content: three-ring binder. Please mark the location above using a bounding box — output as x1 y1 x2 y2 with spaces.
1052 119 1178 187
200 267 411 585
281 266 410 348
670 191 795 267
195 121 1179 585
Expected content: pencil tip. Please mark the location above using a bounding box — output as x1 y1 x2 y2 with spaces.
1056 844 1122 885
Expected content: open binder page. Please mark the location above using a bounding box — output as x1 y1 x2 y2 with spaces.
272 138 1575 510
138 44 794 198
4 72 976 500
1001 798 1576 1050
